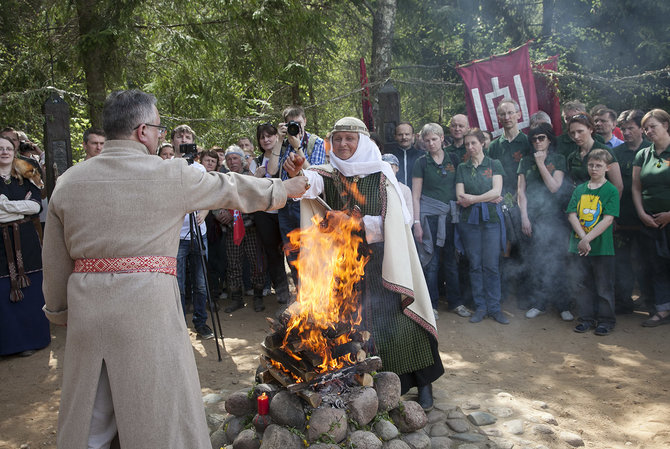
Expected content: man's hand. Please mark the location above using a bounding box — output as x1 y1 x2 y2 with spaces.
215 210 233 225
283 175 309 198
283 152 305 178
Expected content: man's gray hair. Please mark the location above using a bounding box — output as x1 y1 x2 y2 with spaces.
529 111 552 127
497 98 520 113
420 123 444 139
103 90 157 140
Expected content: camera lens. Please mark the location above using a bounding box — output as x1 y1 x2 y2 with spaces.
286 121 301 137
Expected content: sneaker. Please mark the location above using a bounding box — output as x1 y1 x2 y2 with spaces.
196 325 215 340
433 309 439 320
453 305 472 317
594 325 612 336
560 310 575 321
491 311 510 324
262 288 271 297
469 310 486 323
525 308 545 319
219 291 228 300
574 322 594 333
245 289 254 296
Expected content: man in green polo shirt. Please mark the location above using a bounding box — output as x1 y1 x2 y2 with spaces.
488 98 531 196
444 114 469 164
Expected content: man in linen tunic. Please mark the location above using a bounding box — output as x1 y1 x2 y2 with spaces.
42 90 306 449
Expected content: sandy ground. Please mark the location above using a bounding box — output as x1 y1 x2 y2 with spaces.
2 298 669 449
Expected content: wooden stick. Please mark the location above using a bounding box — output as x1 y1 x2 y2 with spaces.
287 356 382 392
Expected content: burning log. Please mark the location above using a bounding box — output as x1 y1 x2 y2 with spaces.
287 356 382 393
261 342 318 382
332 341 362 359
260 356 322 408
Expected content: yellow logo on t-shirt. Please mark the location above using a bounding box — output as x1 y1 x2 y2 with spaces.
578 194 602 232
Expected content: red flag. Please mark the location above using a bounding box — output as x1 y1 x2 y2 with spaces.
456 44 538 138
231 210 245 246
360 58 375 132
533 55 562 136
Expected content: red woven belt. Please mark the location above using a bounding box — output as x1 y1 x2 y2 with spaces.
73 256 177 276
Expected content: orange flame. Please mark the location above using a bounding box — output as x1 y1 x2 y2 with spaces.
283 210 369 374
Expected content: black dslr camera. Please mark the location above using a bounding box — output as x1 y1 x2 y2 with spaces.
286 121 301 137
179 143 198 165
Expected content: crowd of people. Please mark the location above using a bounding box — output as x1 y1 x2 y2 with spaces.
0 88 668 447
2 100 670 362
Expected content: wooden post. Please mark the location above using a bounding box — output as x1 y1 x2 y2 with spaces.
42 92 72 198
377 81 400 146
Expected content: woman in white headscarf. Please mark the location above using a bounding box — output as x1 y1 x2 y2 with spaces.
285 117 443 410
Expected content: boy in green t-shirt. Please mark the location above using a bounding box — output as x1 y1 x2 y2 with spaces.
566 149 620 335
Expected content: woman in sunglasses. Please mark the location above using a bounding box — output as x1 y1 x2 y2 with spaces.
517 123 574 320
412 123 465 319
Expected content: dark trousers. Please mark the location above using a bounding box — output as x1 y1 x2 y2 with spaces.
572 255 616 327
638 228 670 312
254 211 291 302
614 228 654 311
277 200 301 286
423 216 461 309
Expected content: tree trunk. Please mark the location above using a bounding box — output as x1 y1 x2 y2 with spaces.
542 0 555 37
370 0 397 126
75 0 111 128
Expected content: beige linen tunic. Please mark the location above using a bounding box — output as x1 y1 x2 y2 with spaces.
42 140 287 449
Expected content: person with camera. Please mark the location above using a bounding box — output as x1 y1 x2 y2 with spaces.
266 106 325 286
170 124 214 339
41 89 309 449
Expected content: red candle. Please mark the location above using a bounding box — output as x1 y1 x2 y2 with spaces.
257 392 269 415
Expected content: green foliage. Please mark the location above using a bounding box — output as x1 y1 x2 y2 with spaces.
0 0 668 151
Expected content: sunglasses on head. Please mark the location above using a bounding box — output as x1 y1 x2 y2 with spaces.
530 135 547 143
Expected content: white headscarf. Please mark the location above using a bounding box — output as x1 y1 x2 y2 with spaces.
330 133 412 224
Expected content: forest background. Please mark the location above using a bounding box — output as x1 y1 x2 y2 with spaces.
1 0 669 161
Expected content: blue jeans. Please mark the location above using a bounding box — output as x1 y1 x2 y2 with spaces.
177 238 208 328
457 221 502 314
423 216 461 309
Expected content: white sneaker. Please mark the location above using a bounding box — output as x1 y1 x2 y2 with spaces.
525 308 545 318
219 292 228 299
453 305 472 317
560 310 575 321
433 309 439 320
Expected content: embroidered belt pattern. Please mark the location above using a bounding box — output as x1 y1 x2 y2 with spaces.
74 256 177 276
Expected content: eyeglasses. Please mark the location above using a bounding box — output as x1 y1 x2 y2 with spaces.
134 123 168 136
530 135 547 143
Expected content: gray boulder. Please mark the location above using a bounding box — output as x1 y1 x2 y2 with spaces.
233 429 260 449
429 422 450 437
349 430 383 449
225 390 255 417
259 425 304 449
400 431 431 449
373 419 399 441
306 407 348 443
374 372 402 412
383 439 411 449
445 418 469 433
224 416 248 442
389 401 428 433
348 387 379 426
429 437 453 449
269 391 306 430
467 411 497 426
210 429 229 449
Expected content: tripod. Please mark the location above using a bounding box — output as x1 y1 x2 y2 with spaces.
186 210 224 361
